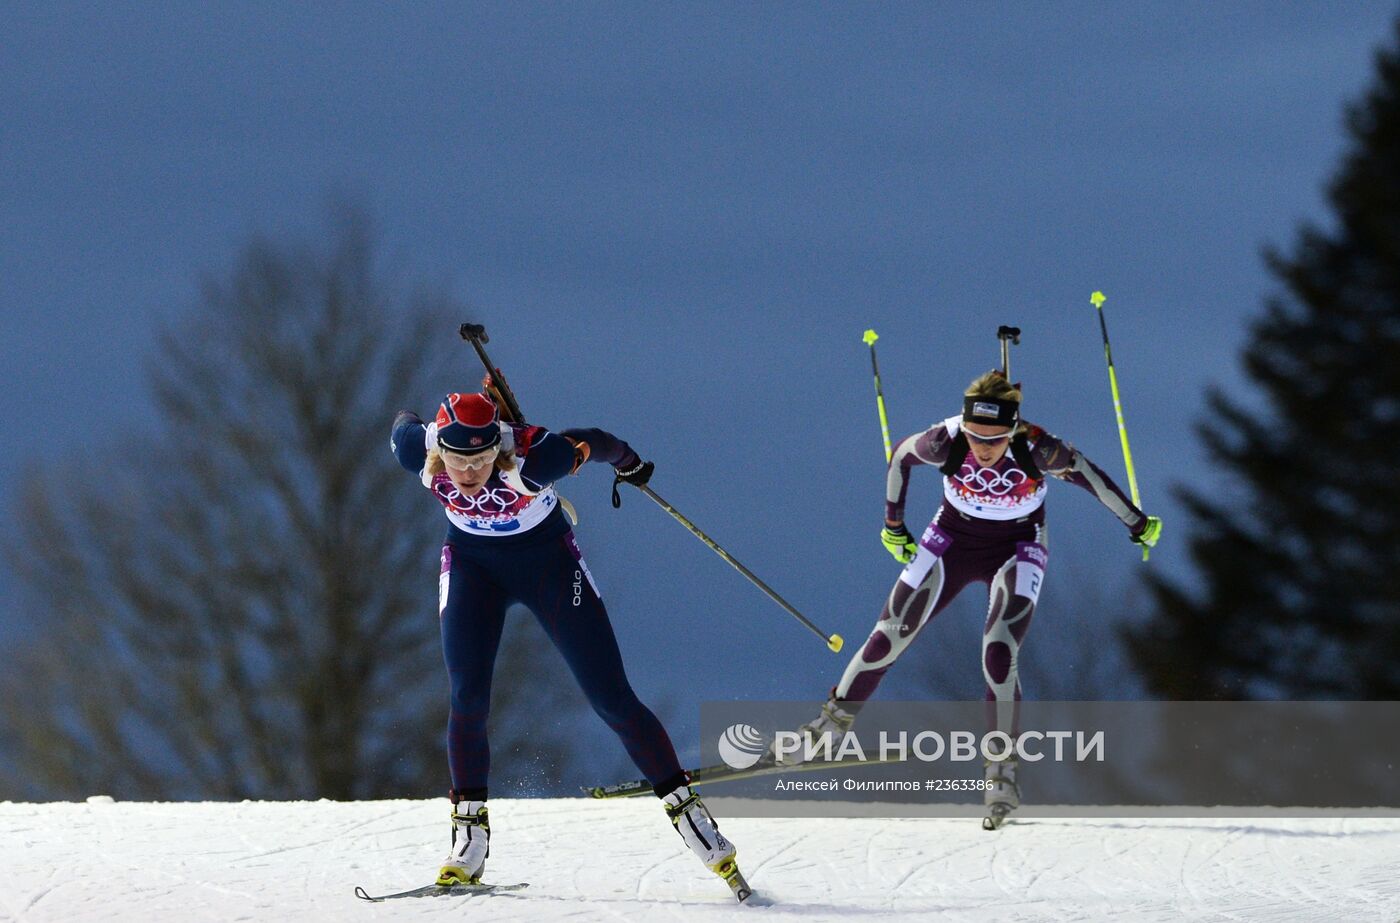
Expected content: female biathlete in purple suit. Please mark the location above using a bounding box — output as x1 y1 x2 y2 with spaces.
391 392 740 889
795 370 1161 819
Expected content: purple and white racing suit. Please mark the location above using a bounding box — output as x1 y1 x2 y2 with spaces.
835 415 1146 731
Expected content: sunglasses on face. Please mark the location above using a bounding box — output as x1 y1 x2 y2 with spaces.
441 446 499 471
964 428 1012 446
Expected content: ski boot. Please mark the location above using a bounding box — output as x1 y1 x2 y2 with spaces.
662 784 751 902
982 755 1020 831
437 794 489 886
773 694 858 765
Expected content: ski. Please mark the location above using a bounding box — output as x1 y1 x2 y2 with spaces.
585 753 903 799
353 881 529 902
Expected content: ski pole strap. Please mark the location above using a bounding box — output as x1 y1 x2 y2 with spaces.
611 476 623 508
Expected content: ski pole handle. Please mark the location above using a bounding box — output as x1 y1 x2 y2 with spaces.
635 484 844 653
1090 292 1149 562
863 329 892 463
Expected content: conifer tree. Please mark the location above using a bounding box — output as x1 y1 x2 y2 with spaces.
1125 20 1400 699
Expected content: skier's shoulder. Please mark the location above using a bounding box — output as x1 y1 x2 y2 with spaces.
917 415 963 448
390 411 430 473
508 421 554 455
511 423 575 487
1018 421 1078 472
1020 420 1072 447
1020 420 1051 444
893 416 958 463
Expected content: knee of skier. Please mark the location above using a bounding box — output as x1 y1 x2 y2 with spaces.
448 675 492 721
983 640 1014 686
859 629 893 664
878 582 934 638
1001 595 1037 638
586 682 644 729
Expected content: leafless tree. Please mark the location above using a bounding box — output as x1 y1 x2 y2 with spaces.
0 209 579 800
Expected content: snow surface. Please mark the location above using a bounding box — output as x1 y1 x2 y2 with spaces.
2 797 1398 922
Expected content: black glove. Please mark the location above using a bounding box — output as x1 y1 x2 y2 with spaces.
611 457 654 508
614 458 654 486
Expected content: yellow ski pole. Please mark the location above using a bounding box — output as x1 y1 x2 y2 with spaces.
863 329 893 463
1090 291 1149 561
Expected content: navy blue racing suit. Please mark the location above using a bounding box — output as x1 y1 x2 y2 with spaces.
391 413 685 799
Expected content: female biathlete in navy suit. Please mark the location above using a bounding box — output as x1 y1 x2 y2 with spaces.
391 392 740 889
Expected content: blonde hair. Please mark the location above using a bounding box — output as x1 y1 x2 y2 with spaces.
426 444 517 478
964 370 1027 434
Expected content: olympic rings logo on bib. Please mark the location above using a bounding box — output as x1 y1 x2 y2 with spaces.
431 472 558 536
944 459 1047 520
443 484 522 512
955 463 1029 497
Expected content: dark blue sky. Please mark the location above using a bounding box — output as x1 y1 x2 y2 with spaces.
3 4 1395 769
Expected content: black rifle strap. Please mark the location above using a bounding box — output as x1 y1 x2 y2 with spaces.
937 429 1042 480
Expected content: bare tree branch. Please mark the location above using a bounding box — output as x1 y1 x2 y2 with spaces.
0 208 582 800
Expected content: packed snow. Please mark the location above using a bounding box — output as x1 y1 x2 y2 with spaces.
2 796 1397 921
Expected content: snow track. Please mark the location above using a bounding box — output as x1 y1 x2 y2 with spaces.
1 798 1397 921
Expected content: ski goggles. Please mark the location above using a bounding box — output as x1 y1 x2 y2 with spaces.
441 445 499 472
963 427 1013 446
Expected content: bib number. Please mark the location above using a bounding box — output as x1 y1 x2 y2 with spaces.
1013 541 1048 604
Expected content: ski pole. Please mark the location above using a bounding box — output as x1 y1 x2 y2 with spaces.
634 484 845 654
1089 292 1149 561
862 329 892 463
459 323 839 647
